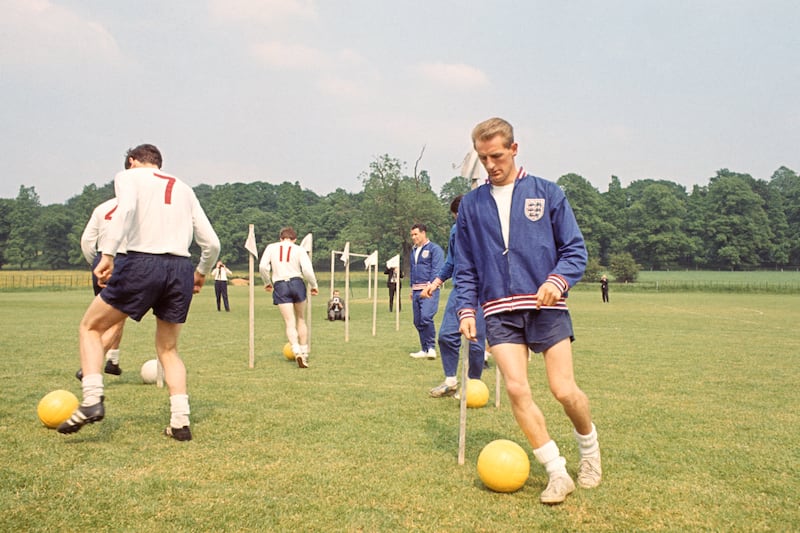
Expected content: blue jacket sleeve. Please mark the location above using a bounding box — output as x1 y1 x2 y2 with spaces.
436 224 456 282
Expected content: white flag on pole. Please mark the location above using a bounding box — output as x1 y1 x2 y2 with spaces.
340 242 350 265
460 150 484 189
244 227 258 257
386 254 400 269
364 250 378 269
300 233 313 255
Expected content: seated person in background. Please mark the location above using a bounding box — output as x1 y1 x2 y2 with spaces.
327 290 345 321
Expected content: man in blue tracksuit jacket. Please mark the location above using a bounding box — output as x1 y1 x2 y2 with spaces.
408 223 444 359
421 194 486 397
454 117 601 505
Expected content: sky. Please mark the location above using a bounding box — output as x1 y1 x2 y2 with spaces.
1 0 798 205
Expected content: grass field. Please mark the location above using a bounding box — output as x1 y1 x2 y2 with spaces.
1 284 798 531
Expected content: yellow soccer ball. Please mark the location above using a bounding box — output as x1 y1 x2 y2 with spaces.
466 378 489 408
37 389 79 429
477 439 530 493
282 343 295 360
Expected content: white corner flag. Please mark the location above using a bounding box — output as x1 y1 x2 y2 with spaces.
245 224 258 369
386 254 400 269
244 227 258 257
364 250 378 270
300 233 313 255
340 242 350 266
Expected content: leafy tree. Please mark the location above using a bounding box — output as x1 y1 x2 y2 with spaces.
623 183 692 269
357 155 449 273
0 198 13 268
770 166 800 266
609 252 639 282
439 176 472 203
37 205 74 269
582 256 604 283
601 176 628 260
5 186 42 269
703 170 772 270
558 173 615 261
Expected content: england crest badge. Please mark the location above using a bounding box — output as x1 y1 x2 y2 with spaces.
525 198 545 221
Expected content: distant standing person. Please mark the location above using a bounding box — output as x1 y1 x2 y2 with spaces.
384 266 403 312
260 227 319 368
455 118 601 504
59 144 221 442
408 223 444 359
421 194 486 397
212 260 233 311
76 197 128 380
600 275 609 303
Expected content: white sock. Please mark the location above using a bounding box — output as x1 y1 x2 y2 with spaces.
105 349 120 365
574 423 600 458
169 394 191 428
81 373 104 406
299 344 309 355
444 376 457 387
291 343 302 356
533 440 568 478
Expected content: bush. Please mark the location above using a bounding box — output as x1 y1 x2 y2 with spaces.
610 252 640 282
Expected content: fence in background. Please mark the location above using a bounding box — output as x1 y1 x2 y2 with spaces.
0 272 92 290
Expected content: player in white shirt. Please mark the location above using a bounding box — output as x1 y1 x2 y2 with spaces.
259 227 319 368
59 144 220 442
76 197 129 379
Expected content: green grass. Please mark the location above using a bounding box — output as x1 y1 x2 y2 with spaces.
1 285 798 531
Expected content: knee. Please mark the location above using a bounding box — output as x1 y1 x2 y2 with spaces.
504 378 532 404
438 331 460 350
550 382 585 407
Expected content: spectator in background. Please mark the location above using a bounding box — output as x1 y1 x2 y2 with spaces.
384 266 403 312
600 275 609 303
212 260 233 311
327 289 345 321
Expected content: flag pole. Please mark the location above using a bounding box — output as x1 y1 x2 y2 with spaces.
371 252 378 336
248 224 256 369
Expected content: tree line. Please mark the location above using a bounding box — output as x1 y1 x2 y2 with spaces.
1 156 798 280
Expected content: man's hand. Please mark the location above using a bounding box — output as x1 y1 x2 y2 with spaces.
94 254 115 288
459 317 477 342
193 271 207 294
264 284 273 292
310 287 319 296
536 282 562 308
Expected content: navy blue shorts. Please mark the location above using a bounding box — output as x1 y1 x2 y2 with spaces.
485 309 574 354
272 278 307 305
92 254 127 296
100 252 195 323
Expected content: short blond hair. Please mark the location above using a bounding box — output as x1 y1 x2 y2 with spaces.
471 117 514 148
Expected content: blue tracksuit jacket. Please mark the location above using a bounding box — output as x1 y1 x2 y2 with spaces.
454 171 587 320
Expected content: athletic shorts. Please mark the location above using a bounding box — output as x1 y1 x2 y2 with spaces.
272 278 307 305
92 253 127 296
484 309 574 354
100 252 195 323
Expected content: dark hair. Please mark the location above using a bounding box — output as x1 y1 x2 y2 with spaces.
126 144 163 168
449 194 464 215
411 223 427 233
279 227 297 240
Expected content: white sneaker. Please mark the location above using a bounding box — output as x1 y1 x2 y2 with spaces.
539 474 575 504
577 454 602 488
426 348 437 360
409 350 428 359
